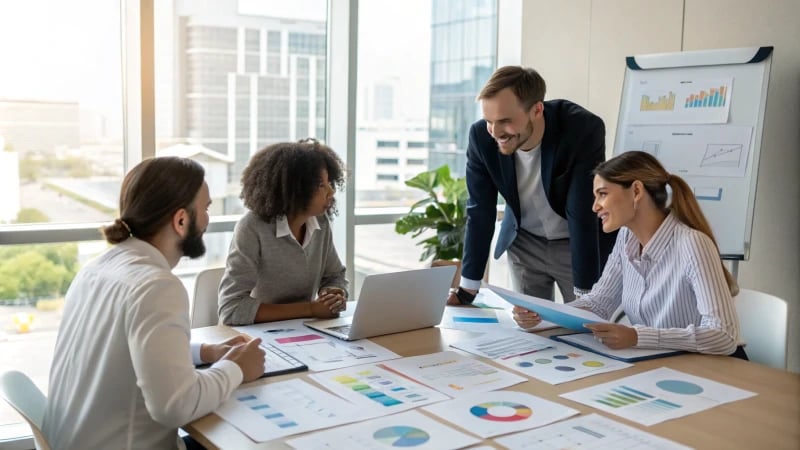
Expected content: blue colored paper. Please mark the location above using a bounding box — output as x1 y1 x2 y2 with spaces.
489 285 606 332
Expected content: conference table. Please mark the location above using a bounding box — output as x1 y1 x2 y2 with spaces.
187 313 800 450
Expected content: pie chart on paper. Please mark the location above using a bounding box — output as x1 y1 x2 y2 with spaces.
373 425 431 447
470 401 533 422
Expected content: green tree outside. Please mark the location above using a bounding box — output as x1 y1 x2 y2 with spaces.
14 208 50 224
19 157 42 181
0 243 79 301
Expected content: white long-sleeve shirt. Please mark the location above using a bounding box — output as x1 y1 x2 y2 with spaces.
42 238 243 449
571 213 741 355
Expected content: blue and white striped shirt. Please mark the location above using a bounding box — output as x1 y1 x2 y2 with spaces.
571 212 740 355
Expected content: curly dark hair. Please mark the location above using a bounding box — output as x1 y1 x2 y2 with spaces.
241 139 346 222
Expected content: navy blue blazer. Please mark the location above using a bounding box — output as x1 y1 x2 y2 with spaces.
461 99 616 290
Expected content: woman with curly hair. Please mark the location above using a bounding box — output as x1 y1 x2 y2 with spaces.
218 139 349 325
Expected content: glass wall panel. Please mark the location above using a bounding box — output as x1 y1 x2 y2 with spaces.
0 0 123 429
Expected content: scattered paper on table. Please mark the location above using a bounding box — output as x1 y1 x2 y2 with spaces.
285 410 480 450
496 413 692 449
560 367 756 426
216 379 371 442
492 335 633 385
309 363 450 413
423 390 579 438
382 351 526 397
449 329 553 360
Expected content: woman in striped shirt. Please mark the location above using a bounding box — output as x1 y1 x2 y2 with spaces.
513 151 745 357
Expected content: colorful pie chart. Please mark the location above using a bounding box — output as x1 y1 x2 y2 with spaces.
470 401 532 422
373 426 430 447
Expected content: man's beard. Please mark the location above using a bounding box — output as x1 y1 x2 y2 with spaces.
517 118 536 151
180 210 206 259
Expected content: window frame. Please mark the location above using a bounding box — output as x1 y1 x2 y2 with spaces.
0 0 510 444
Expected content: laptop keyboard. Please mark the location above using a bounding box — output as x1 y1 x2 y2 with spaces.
260 342 308 377
329 324 352 335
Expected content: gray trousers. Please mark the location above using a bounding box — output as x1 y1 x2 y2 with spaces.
507 228 575 302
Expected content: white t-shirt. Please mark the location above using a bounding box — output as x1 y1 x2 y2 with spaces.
514 145 569 240
42 238 243 449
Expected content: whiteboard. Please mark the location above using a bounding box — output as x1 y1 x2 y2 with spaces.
614 46 772 260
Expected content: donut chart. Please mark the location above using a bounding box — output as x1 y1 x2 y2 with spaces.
470 401 532 422
373 426 431 447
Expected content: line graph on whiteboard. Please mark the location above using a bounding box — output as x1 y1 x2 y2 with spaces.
701 144 744 168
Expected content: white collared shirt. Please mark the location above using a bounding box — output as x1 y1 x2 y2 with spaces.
571 213 741 355
276 215 321 249
43 238 243 450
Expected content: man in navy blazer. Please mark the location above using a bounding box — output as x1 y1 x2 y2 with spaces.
448 66 615 306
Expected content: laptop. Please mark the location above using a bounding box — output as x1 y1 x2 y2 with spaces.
304 265 457 341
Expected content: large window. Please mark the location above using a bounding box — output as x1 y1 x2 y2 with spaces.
0 0 501 443
155 0 328 217
0 0 124 434
154 0 329 280
353 0 499 294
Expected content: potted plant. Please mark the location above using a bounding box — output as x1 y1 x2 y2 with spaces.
395 165 467 287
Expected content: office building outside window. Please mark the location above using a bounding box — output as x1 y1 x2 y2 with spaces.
353 0 500 294
154 0 328 276
429 0 497 177
156 0 327 216
0 1 123 434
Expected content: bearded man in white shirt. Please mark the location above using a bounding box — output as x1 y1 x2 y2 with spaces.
42 157 266 449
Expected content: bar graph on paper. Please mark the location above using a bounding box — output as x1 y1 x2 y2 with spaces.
685 84 728 108
214 379 369 442
629 77 732 124
560 367 756 426
495 414 692 449
640 92 676 111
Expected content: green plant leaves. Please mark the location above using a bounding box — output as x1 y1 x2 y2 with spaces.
396 165 468 262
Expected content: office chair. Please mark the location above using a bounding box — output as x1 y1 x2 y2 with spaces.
735 288 788 370
191 267 225 328
0 370 52 450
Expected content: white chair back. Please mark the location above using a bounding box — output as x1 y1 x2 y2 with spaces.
0 370 52 450
735 288 788 369
191 267 225 328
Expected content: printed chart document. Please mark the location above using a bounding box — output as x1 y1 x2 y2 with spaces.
622 124 753 179
553 333 683 362
561 367 757 426
628 77 733 125
449 329 553 360
495 413 692 449
216 379 371 442
236 324 400 371
490 334 633 385
381 351 526 397
308 363 450 414
423 390 579 439
285 410 480 450
472 288 514 309
488 284 607 332
438 306 519 332
469 289 559 331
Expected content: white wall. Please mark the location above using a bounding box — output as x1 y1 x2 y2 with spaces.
519 0 800 372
